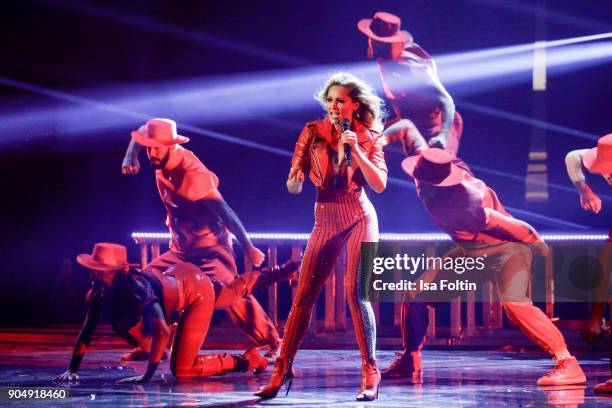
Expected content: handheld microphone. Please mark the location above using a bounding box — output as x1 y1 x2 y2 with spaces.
340 118 352 167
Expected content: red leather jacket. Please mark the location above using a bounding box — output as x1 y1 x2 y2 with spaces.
290 118 387 191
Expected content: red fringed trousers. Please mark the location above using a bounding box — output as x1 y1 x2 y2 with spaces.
279 189 380 364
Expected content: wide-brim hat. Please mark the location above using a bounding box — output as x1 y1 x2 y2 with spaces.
358 11 412 44
401 148 465 186
582 133 612 174
131 118 190 148
77 242 137 271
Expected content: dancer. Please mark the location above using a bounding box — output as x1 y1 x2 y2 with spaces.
53 243 297 383
381 147 586 386
358 11 463 156
565 134 612 392
121 118 280 358
565 133 612 213
255 72 387 401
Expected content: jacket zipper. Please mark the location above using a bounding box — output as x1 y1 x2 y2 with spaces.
310 146 324 184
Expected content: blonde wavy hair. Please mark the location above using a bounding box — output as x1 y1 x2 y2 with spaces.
316 72 386 128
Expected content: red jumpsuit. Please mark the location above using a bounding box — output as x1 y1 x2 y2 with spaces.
144 145 279 351
378 43 463 155
280 118 387 368
402 174 568 357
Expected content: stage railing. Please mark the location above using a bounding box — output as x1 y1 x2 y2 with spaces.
132 232 607 343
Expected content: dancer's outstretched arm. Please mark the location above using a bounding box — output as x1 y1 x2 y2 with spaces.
199 189 265 267
404 66 455 149
481 209 549 257
425 76 455 149
383 119 428 156
121 139 144 175
117 302 170 383
52 302 101 382
565 149 601 213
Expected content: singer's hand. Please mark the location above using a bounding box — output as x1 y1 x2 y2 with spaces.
287 167 304 194
340 130 358 148
288 167 305 183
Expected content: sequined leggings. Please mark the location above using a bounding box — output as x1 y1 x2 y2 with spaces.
279 189 379 364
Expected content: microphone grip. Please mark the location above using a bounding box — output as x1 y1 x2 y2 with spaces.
340 118 352 166
344 143 352 166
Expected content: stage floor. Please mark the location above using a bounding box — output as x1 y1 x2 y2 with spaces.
1 336 612 408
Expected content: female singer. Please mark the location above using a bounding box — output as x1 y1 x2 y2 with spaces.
256 72 387 401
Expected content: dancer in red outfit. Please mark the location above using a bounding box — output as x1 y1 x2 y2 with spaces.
565 134 612 392
255 73 388 401
380 147 586 386
358 12 463 156
53 243 297 383
121 118 280 358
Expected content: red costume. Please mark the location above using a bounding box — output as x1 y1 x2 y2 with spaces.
566 134 612 393
403 175 569 356
144 145 279 351
377 46 463 155
84 264 250 378
257 118 387 399
56 243 295 383
358 11 462 155
382 149 586 386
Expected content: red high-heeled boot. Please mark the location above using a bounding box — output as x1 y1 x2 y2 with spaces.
356 359 380 401
254 357 294 399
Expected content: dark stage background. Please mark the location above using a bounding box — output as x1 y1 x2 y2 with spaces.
1 0 611 325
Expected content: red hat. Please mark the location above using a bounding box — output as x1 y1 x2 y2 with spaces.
358 11 412 44
582 133 612 174
401 148 465 186
131 118 189 148
77 243 136 271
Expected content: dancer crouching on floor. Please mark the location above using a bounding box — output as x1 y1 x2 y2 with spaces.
53 243 297 383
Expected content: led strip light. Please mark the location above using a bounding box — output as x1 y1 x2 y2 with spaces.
132 232 609 242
